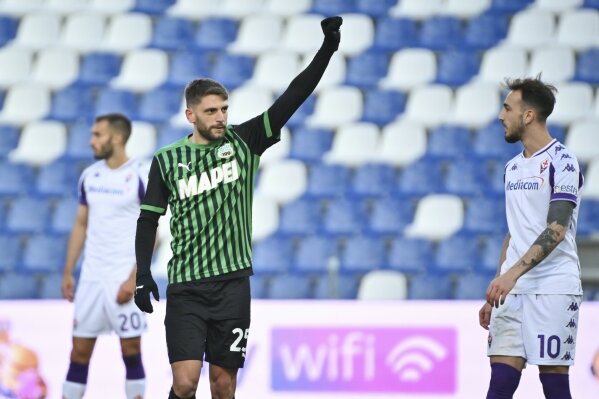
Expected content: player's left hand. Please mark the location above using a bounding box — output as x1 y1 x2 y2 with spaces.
321 16 343 51
117 278 135 304
485 272 517 308
134 273 159 313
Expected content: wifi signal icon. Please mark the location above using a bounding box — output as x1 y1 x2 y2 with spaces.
385 336 447 382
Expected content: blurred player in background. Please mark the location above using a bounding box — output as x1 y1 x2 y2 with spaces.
61 114 147 399
479 77 584 399
133 16 343 399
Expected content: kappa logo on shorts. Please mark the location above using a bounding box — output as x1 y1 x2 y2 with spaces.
561 351 573 361
565 318 576 328
567 302 579 311
564 335 574 344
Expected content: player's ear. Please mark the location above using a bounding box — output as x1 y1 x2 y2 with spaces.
185 108 195 123
523 108 535 125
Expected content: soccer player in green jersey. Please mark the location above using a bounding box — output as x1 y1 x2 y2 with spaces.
134 16 343 399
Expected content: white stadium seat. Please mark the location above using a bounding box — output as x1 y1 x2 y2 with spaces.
252 194 279 242
256 159 307 204
565 121 599 164
305 86 363 129
0 47 32 89
405 194 464 241
379 48 437 91
478 46 528 84
504 10 556 49
264 0 312 16
0 84 50 126
259 127 290 167
127 122 157 160
532 0 583 11
357 270 408 300
451 83 500 129
556 9 599 50
390 0 444 19
527 47 575 83
227 86 274 125
31 48 79 90
246 52 301 91
9 12 60 49
0 0 44 17
323 122 380 167
61 12 106 53
281 14 325 54
217 0 265 19
166 0 218 19
111 49 169 92
549 82 594 126
9 121 66 166
228 15 283 56
88 0 134 15
442 0 491 18
403 84 453 128
337 14 374 56
44 0 89 15
101 13 152 54
375 120 427 167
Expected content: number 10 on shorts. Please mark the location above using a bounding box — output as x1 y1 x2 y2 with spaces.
230 328 249 357
538 334 561 359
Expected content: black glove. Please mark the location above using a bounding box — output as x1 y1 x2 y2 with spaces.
321 16 343 52
134 273 159 313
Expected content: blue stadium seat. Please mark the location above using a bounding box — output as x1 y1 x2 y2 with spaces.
5 198 51 234
408 274 452 300
252 236 293 275
575 49 599 85
419 16 463 50
372 17 419 51
155 276 168 300
286 95 316 128
0 125 19 158
166 51 212 88
65 123 92 161
436 51 480 86
49 197 79 235
0 163 35 198
34 160 80 198
311 0 357 14
0 273 38 299
321 199 367 236
356 0 396 17
48 86 95 123
313 274 359 299
479 236 505 274
367 198 414 236
211 54 254 90
278 197 322 237
77 53 122 88
339 236 386 274
251 274 268 299
578 200 599 237
463 14 508 49
0 16 17 46
426 125 472 160
21 235 67 273
585 0 599 8
0 90 4 109
194 18 238 51
454 273 494 300
268 274 313 299
94 89 139 119
157 126 189 148
387 237 433 274
38 272 64 299
462 197 507 235
444 159 488 197
350 163 395 199
149 16 195 51
288 126 333 163
473 121 521 162
488 0 533 13
433 234 480 274
487 163 507 197
0 235 21 272
306 164 351 198
293 236 338 274
138 87 182 123
345 52 389 88
547 124 566 144
361 89 406 125
133 0 176 14
395 160 444 197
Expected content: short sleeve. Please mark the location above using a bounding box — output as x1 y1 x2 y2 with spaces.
78 171 87 206
550 148 582 205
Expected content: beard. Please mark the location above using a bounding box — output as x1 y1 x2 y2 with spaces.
93 143 113 159
504 118 525 144
196 121 226 142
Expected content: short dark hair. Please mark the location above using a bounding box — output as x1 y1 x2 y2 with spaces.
95 113 132 143
503 76 558 122
185 78 228 107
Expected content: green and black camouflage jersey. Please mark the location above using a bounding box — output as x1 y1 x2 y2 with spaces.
141 112 280 283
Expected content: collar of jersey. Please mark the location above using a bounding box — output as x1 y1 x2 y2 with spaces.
184 135 224 151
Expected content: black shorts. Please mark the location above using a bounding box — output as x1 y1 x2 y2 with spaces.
164 276 251 368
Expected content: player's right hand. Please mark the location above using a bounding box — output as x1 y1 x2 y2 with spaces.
134 273 159 313
479 302 492 330
61 273 75 302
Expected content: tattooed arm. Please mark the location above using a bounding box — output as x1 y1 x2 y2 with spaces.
485 201 574 307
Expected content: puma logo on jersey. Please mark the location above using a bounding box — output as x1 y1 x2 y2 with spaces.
178 159 239 199
178 162 192 172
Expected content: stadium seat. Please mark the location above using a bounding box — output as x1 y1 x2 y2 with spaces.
42 0 92 14
60 12 106 53
281 14 325 53
138 87 182 124
323 122 380 167
0 47 32 88
65 123 92 160
444 159 488 197
246 52 301 91
565 120 599 163
361 89 406 125
387 237 433 274
305 86 363 129
426 125 472 161
38 272 65 299
367 197 414 235
165 51 211 88
0 235 21 272
583 159 599 199
578 199 599 236
480 235 505 273
0 84 50 126
371 17 419 51
193 17 238 50
405 194 464 240
454 273 494 300
451 83 500 129
433 234 480 274
390 0 444 19
0 273 38 299
346 52 389 89
478 47 527 84
77 52 122 88
111 49 168 92
252 236 293 274
30 48 79 90
218 0 264 19
288 127 333 164
356 0 396 17
21 235 67 273
157 126 188 148
357 270 408 300
0 161 34 197
34 160 80 198
277 197 322 237
462 197 507 235
575 48 599 84
584 0 599 8
408 274 452 299
211 54 255 91
419 16 464 50
442 0 491 18
395 160 444 197
293 235 338 274
259 127 291 167
402 84 453 127
101 13 152 53
436 50 480 86
286 95 316 128
48 86 95 123
149 16 194 51
350 164 396 199
321 199 367 237
556 9 599 50
250 274 268 299
252 194 279 241
264 0 312 16
268 274 313 299
255 160 307 204
133 0 176 15
503 9 555 49
228 15 283 56
88 0 135 15
0 0 44 17
0 125 19 158
9 12 60 49
311 0 356 14
167 0 218 19
487 163 508 197
379 48 436 91
5 198 51 234
550 82 594 125
94 88 139 120
336 14 375 56
532 0 582 11
314 273 359 299
226 86 272 124
9 121 66 166
49 197 79 235
463 13 508 49
339 236 386 273
301 52 347 92
473 120 520 162
127 122 157 160
375 120 427 167
305 164 351 199
488 0 534 13
527 47 575 83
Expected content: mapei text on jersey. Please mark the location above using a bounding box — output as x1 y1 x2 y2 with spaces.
178 159 240 200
